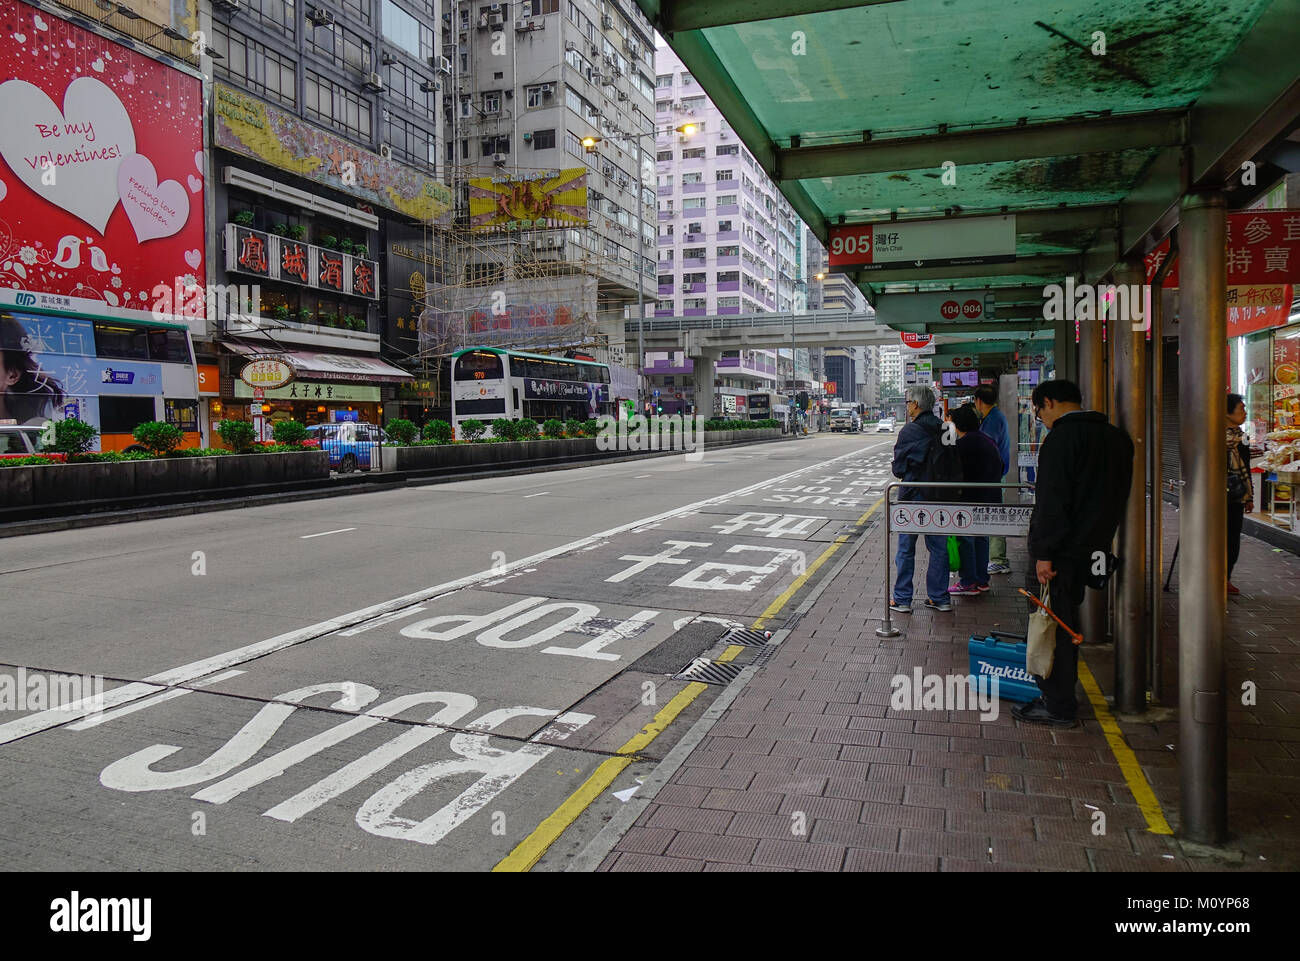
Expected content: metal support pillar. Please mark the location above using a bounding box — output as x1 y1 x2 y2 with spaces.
1112 261 1148 714
1076 280 1109 645
1178 192 1228 844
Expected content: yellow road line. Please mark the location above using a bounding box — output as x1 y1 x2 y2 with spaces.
493 680 708 871
495 493 887 870
752 496 884 630
1077 657 1174 835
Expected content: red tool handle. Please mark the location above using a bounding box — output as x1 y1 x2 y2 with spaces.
1017 588 1084 645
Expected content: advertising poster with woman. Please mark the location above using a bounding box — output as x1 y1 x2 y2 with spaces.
0 2 205 324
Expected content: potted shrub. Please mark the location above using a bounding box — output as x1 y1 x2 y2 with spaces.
542 418 565 439
422 420 452 444
385 419 417 446
319 234 339 250
132 421 183 456
270 304 290 321
342 313 362 331
515 418 538 440
270 222 288 237
339 238 356 255
491 417 516 442
233 210 255 227
459 419 487 442
352 245 368 259
319 312 338 327
287 224 306 241
564 419 584 439
271 419 308 446
217 420 256 454
297 308 315 324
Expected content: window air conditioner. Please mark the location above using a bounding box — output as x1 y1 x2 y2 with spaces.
617 91 628 101
488 13 503 26
379 143 393 159
492 153 507 165
565 40 577 51
381 52 397 65
541 83 554 95
307 6 334 27
515 19 528 31
601 14 613 28
419 79 438 92
214 0 241 11
363 72 385 91
589 43 600 56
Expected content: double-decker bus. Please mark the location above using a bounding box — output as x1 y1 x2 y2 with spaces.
450 347 613 437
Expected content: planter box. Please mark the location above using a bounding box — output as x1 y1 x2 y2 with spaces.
11 450 328 510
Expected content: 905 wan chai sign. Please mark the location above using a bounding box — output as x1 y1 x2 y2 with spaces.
827 215 1015 270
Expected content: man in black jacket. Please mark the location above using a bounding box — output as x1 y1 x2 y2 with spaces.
889 385 952 612
1013 379 1134 727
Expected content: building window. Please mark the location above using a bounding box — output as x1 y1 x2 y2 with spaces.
483 91 501 113
718 296 739 308
526 85 546 107
522 0 560 14
682 197 705 209
656 100 671 113
683 247 705 259
681 172 702 184
717 194 737 206
213 23 297 107
381 0 433 60
531 129 556 149
307 20 372 73
385 59 433 111
565 130 585 158
682 272 705 285
656 74 672 87
305 70 371 140
680 72 694 86
384 115 436 168
681 96 705 111
715 143 738 157
683 298 706 309
718 220 733 232
656 150 673 162
682 147 705 160
481 135 511 156
717 270 739 282
242 0 296 39
716 169 734 181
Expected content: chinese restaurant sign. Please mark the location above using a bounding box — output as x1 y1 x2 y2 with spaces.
0 2 205 323
1145 212 1300 289
468 169 589 232
213 82 452 222
225 225 378 300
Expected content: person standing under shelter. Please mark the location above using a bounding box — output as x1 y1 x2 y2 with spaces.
974 384 1012 575
1013 379 1133 727
889 385 955 613
948 403 1003 596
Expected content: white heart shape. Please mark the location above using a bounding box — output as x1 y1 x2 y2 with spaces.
187 174 201 193
184 249 201 270
91 58 104 72
0 77 135 233
66 39 74 48
123 70 135 85
33 15 47 31
117 153 190 242
12 33 26 44
194 151 203 172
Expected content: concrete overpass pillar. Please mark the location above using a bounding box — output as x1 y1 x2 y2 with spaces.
693 349 719 420
1112 259 1148 715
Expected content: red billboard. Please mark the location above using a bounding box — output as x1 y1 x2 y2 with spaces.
0 2 205 323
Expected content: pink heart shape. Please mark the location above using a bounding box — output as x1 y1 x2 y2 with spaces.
123 70 135 85
117 153 189 242
184 249 201 270
187 174 201 193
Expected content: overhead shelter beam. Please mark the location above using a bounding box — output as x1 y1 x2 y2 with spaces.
853 255 1079 286
777 113 1187 181
644 0 905 34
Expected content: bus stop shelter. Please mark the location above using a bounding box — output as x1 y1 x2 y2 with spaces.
637 0 1300 844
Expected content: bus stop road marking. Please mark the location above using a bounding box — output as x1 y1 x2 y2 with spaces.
300 528 357 539
0 447 870 748
523 492 551 498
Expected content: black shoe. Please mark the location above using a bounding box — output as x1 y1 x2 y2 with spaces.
1011 700 1077 728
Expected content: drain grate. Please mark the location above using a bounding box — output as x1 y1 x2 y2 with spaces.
750 644 780 668
720 628 773 648
672 657 744 686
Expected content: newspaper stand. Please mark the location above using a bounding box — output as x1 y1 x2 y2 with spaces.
876 480 1034 638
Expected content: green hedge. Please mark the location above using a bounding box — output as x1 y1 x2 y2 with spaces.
702 418 781 431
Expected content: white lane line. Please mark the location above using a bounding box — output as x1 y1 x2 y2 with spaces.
301 528 357 539
523 492 551 498
0 445 868 746
633 474 652 479
68 670 246 730
337 605 427 637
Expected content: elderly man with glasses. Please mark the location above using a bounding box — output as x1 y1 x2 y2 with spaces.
889 385 954 613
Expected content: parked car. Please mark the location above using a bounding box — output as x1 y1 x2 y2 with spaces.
829 408 860 433
0 422 63 460
305 422 388 473
875 418 894 432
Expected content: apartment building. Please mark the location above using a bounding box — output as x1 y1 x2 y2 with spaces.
445 0 656 377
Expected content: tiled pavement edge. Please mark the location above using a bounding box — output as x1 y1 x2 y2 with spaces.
598 505 1300 872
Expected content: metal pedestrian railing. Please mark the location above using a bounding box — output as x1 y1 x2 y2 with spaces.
876 480 1035 638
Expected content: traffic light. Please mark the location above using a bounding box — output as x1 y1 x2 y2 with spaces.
796 391 809 411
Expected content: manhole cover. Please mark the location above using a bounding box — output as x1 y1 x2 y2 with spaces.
672 657 743 686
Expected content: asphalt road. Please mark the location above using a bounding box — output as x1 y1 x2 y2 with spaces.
0 431 897 871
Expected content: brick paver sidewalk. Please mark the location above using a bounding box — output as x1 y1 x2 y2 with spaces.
598 505 1300 872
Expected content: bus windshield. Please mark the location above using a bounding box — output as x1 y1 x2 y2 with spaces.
454 350 505 380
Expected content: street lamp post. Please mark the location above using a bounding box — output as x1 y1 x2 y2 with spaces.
585 123 696 415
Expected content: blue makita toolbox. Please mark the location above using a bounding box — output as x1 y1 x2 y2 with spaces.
967 631 1040 703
